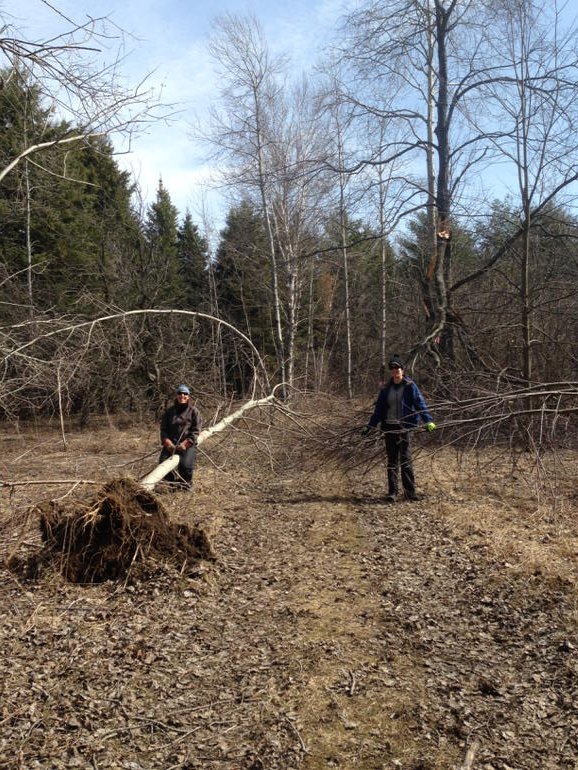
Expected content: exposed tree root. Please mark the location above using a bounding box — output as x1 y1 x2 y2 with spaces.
9 478 215 583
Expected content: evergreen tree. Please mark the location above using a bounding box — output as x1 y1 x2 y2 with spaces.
0 69 138 315
318 213 385 389
138 179 181 307
177 211 209 309
214 200 274 392
33 138 138 312
78 136 139 307
0 70 54 313
470 201 578 381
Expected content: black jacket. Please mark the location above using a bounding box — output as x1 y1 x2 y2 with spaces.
160 401 202 446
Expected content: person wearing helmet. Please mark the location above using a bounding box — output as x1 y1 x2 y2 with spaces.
159 384 202 490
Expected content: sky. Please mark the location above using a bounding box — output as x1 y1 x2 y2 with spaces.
10 1 578 238
8 0 346 229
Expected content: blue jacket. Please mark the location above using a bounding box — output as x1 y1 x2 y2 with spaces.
369 377 433 429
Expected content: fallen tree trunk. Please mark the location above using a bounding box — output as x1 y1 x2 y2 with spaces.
139 393 278 490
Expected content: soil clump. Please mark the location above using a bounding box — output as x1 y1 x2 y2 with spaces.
13 477 214 583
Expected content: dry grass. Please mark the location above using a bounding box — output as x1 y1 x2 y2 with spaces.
416 445 578 589
1 410 576 600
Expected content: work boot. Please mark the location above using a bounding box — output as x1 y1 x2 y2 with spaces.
384 494 397 504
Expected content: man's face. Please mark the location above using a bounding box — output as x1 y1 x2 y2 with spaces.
177 392 190 402
390 366 403 384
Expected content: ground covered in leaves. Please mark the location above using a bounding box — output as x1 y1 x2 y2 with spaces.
0 401 577 769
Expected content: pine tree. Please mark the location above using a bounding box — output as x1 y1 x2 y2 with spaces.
214 200 275 392
177 211 209 310
0 69 139 316
319 213 385 390
126 179 182 310
0 70 54 315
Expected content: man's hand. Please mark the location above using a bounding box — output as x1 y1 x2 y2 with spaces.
176 440 192 453
425 422 436 433
162 438 175 450
360 426 372 437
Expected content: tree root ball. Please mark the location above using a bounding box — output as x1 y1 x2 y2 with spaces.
35 478 215 583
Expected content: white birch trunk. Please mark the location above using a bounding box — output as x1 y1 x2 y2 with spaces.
254 98 287 394
378 164 388 375
339 175 353 399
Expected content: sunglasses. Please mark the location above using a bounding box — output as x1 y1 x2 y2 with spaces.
177 392 190 396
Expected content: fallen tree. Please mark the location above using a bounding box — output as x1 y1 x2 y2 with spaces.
1 309 283 582
36 477 216 583
0 308 271 430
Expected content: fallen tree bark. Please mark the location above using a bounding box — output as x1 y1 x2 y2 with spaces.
139 393 278 490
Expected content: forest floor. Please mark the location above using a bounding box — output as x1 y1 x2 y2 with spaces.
0 397 577 770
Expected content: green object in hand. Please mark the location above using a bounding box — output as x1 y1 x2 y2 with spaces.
426 422 436 432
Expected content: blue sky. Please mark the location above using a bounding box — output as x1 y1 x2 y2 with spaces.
9 0 346 227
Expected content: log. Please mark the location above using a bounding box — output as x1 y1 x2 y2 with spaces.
139 394 277 490
139 454 181 490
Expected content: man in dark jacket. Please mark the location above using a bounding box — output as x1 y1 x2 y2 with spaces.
159 384 202 490
363 355 436 502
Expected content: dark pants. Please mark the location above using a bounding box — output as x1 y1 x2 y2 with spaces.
159 446 197 489
383 424 415 497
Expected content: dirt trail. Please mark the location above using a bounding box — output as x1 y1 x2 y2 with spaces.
196 461 578 769
1 429 577 769
346 478 578 770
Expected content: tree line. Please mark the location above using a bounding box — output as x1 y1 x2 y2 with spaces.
1 1 576 444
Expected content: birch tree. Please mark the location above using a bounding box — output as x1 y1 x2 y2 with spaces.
207 14 288 390
268 78 330 391
207 14 329 394
472 0 578 383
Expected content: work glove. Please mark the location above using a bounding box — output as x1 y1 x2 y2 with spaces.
162 438 175 450
176 440 192 453
425 422 436 433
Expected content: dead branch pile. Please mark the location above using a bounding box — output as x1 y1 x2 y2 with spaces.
24 478 215 583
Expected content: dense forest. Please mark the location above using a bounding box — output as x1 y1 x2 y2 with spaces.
1 0 577 444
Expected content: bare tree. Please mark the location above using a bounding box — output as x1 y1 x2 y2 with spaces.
0 4 167 331
207 14 331 395
331 0 456 364
0 308 272 431
207 14 288 391
270 78 332 391
0 7 163 182
332 0 578 379
320 85 356 398
470 0 578 383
